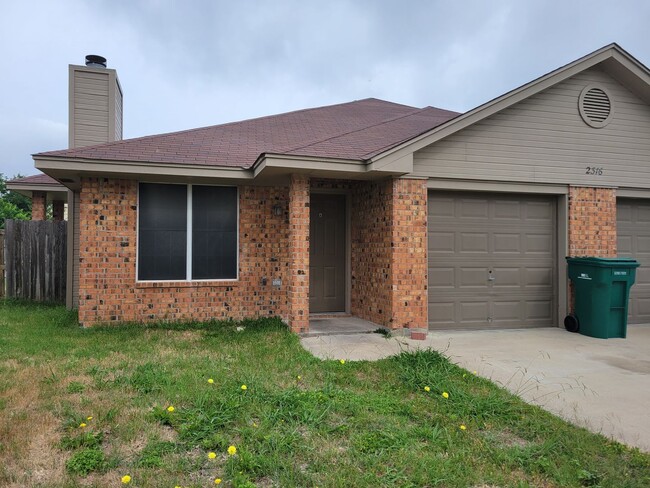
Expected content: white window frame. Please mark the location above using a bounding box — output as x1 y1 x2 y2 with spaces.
136 182 239 282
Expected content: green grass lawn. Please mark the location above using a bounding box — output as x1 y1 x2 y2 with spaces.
0 301 648 487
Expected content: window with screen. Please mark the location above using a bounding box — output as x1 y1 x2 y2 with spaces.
138 183 237 281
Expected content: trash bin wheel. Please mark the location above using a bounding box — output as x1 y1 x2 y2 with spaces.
564 314 579 333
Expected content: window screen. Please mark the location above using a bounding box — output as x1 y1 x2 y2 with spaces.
138 183 238 281
192 186 237 279
138 183 187 280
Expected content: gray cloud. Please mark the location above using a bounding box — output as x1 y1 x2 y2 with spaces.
1 0 648 177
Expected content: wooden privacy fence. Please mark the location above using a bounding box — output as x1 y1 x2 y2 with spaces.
4 220 67 302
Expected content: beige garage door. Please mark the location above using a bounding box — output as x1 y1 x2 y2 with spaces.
428 192 556 330
617 199 650 324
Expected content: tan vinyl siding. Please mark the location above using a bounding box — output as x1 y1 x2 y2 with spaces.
413 67 650 189
71 70 110 148
69 65 122 149
115 81 123 141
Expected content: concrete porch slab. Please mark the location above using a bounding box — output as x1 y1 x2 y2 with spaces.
302 315 380 337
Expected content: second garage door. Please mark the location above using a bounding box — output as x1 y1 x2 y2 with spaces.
617 199 650 324
428 191 557 330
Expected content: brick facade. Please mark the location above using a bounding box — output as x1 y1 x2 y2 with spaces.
76 175 428 338
568 186 617 257
78 177 290 325
31 191 46 221
349 178 428 337
287 175 310 333
390 178 428 338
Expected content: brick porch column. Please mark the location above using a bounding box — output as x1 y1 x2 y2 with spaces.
567 186 617 312
287 174 310 333
568 186 617 257
31 191 46 221
52 200 65 221
390 178 428 339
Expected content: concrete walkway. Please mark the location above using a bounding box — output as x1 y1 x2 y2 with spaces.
301 325 650 452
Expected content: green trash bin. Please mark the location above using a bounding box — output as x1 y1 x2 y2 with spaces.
565 257 639 339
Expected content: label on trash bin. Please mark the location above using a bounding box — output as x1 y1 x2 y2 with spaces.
613 271 627 276
578 273 592 280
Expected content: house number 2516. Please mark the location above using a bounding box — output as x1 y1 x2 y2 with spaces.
585 167 603 175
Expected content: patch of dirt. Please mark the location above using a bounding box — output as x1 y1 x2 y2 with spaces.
483 429 531 448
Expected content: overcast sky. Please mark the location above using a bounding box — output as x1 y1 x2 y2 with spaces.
1 0 649 177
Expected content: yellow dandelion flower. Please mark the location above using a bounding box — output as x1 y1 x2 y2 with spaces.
339 359 345 364
442 392 449 399
86 416 93 421
167 406 175 412
227 445 237 456
208 451 217 459
424 386 430 392
240 384 247 391
121 474 131 484
297 375 302 380
214 479 222 485
79 423 87 428
472 371 478 375
460 424 467 431
208 378 214 384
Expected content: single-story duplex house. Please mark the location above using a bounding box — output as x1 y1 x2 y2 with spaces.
18 44 650 337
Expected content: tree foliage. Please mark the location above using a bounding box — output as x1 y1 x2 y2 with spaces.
0 173 32 228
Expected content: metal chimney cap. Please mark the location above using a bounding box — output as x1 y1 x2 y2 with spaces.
85 55 107 68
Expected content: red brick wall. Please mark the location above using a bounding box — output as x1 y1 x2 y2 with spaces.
390 178 428 337
78 178 289 325
350 179 393 326
31 191 46 221
350 178 428 336
287 175 310 333
568 187 617 257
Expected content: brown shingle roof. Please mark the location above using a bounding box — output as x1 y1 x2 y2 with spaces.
8 173 62 185
36 98 460 168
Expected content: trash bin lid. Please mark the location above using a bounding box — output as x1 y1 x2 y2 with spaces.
566 256 640 268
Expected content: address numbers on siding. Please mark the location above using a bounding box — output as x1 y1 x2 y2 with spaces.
585 167 604 176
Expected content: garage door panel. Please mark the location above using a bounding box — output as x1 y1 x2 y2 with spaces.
428 232 455 253
637 206 650 223
459 267 490 288
525 267 554 287
429 267 455 287
617 198 650 324
525 234 554 254
491 267 520 287
460 199 489 218
493 201 522 220
459 301 490 321
526 201 555 222
460 233 489 253
527 300 554 320
428 191 556 330
492 300 521 320
494 233 521 253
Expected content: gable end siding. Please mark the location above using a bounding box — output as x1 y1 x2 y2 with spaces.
413 67 650 189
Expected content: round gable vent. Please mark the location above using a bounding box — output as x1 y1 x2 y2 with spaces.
579 85 613 128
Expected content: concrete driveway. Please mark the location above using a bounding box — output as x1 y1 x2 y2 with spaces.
301 325 650 452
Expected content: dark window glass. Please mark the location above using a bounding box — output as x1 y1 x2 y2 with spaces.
138 183 187 280
192 186 237 279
